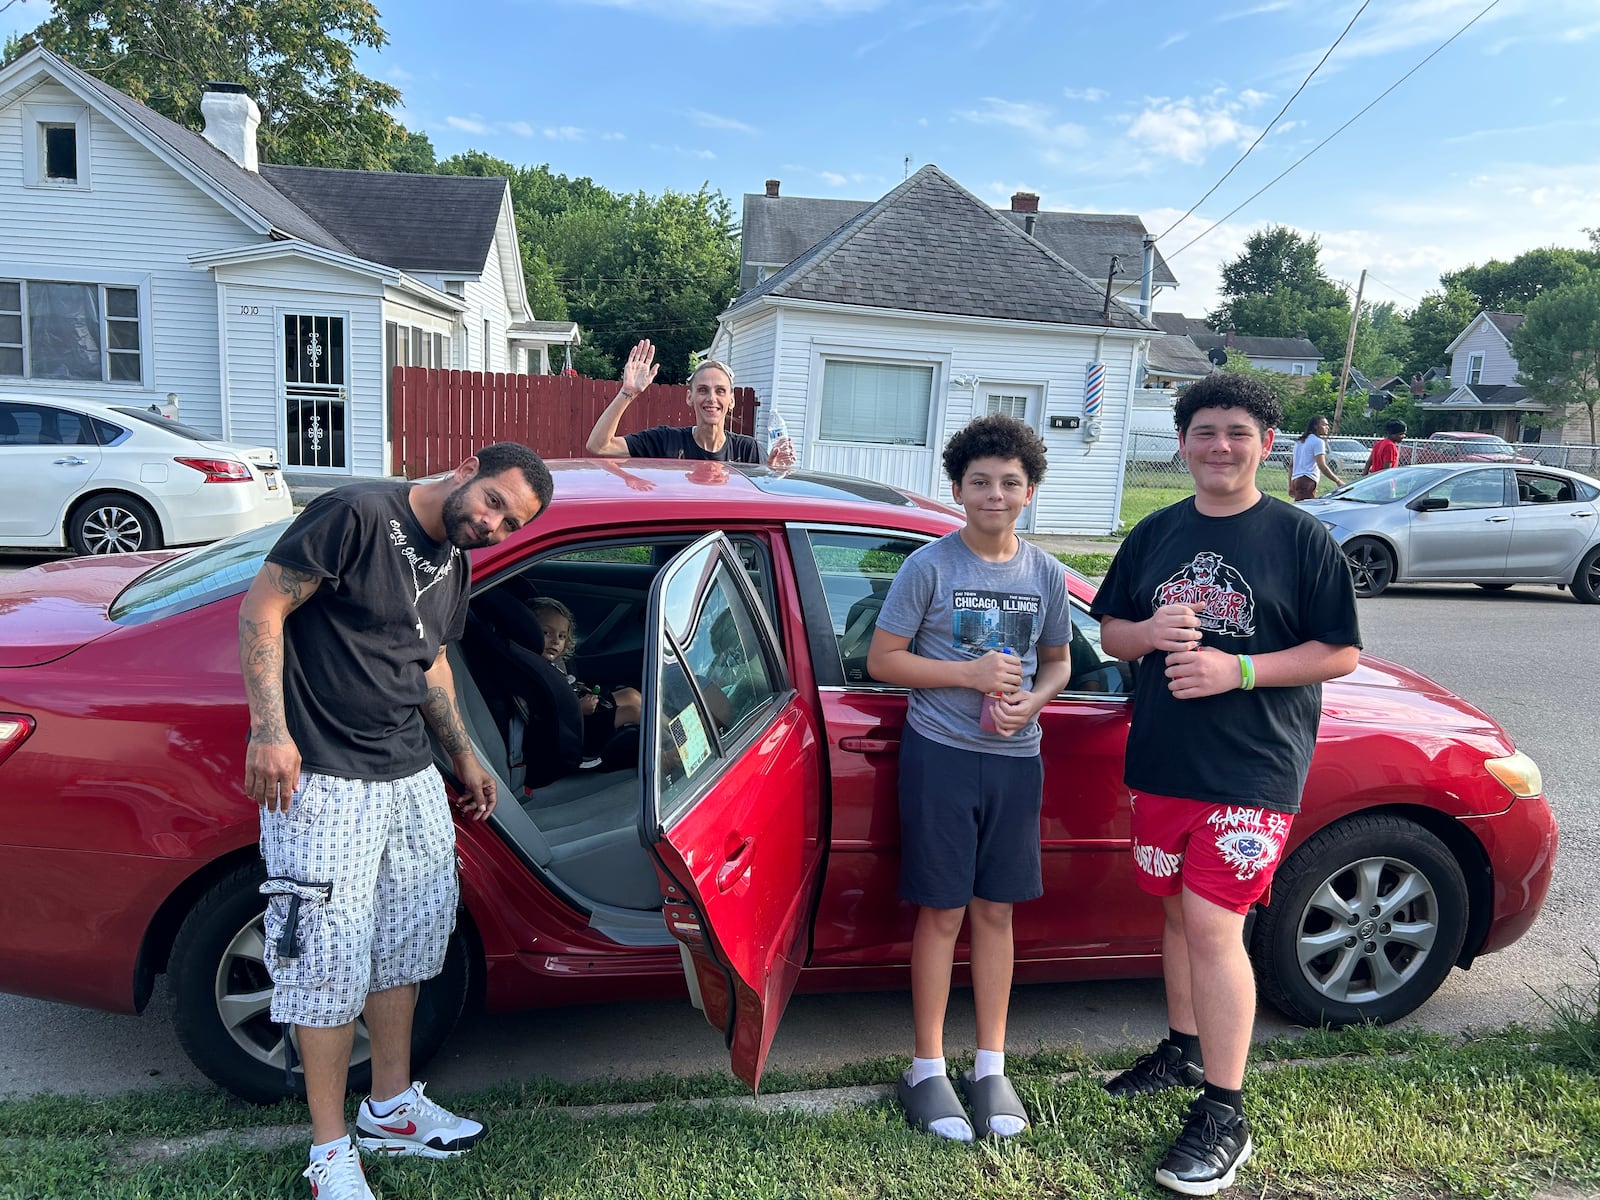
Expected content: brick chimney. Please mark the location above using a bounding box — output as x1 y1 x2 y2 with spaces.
1295 329 1308 341
1225 326 1236 348
1010 191 1040 213
764 179 780 197
200 82 260 172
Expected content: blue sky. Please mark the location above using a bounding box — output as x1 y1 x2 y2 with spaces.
7 0 1598 318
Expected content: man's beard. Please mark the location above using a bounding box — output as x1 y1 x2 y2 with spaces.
440 483 491 549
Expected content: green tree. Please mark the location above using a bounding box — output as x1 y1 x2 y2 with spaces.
1511 277 1600 445
1208 226 1353 364
1442 247 1596 314
21 0 416 169
1403 283 1479 376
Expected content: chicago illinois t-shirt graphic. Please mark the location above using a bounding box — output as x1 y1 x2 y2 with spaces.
1152 551 1257 638
951 589 1041 656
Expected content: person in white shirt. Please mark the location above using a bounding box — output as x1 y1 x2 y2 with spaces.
1288 415 1342 501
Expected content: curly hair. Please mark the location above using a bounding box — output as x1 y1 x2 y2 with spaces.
1173 373 1283 436
530 596 578 669
942 413 1049 486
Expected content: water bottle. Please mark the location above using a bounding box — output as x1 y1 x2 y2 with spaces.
767 408 793 465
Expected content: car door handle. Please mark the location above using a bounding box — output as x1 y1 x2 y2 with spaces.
1573 512 1595 518
1485 516 1510 523
839 735 899 754
53 456 89 466
715 837 755 892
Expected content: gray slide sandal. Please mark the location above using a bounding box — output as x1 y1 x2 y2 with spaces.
958 1070 1030 1138
897 1073 973 1139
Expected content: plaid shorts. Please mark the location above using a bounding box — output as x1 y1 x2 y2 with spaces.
258 767 459 1028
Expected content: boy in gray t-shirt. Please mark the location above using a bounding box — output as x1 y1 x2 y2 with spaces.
868 414 1071 1143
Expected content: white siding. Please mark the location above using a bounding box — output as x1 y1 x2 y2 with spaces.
462 245 512 372
1450 317 1519 386
751 303 1139 534
0 81 258 436
1251 356 1322 375
723 308 779 434
213 262 386 475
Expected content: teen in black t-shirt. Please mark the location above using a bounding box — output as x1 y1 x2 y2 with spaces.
1090 374 1361 1196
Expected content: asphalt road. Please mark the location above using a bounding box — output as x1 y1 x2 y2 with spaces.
0 555 1592 1099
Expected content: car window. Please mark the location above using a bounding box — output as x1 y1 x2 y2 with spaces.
1423 470 1509 510
1331 465 1451 503
1516 473 1579 505
1067 604 1132 695
108 406 219 442
109 518 287 625
655 542 783 823
0 401 95 446
800 529 929 684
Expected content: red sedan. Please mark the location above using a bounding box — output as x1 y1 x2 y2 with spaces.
0 461 1558 1102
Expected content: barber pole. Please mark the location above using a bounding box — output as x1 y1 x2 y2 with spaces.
1084 362 1105 417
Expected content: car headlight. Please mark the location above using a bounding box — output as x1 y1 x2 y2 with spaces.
1485 750 1543 799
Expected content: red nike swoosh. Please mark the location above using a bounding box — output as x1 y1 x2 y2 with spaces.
377 1120 416 1135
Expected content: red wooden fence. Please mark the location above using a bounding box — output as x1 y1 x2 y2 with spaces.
390 368 760 478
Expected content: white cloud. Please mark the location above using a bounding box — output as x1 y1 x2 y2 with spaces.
1216 0 1291 20
601 131 627 141
387 66 415 83
1275 120 1301 134
1063 87 1108 102
1158 32 1188 50
504 121 535 137
650 142 717 159
819 171 848 186
543 125 586 140
687 108 759 134
1238 88 1272 107
953 98 1087 166
1125 94 1260 165
445 115 490 134
557 0 888 24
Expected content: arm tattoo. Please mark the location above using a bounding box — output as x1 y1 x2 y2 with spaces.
422 684 472 756
238 564 320 742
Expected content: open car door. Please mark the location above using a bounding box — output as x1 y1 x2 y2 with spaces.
640 531 825 1090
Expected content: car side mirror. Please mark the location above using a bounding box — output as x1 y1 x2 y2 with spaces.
1412 496 1449 512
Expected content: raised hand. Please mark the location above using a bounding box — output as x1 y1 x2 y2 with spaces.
621 340 660 398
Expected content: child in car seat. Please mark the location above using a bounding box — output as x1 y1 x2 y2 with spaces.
531 597 643 763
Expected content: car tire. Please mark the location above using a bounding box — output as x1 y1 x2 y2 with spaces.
1343 537 1395 598
1572 546 1600 605
1475 583 1514 592
1252 814 1468 1028
67 493 163 555
169 860 470 1104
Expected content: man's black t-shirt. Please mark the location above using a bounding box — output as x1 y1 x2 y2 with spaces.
1090 494 1361 813
266 481 470 781
623 425 761 463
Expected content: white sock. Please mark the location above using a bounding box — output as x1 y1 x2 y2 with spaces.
309 1135 351 1162
973 1048 1005 1081
366 1084 416 1116
904 1056 972 1141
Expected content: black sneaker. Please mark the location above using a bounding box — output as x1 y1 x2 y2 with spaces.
1103 1039 1205 1098
1154 1095 1253 1196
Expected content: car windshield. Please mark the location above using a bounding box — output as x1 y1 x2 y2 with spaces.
108 406 222 442
109 518 289 625
1455 435 1513 451
1325 464 1452 503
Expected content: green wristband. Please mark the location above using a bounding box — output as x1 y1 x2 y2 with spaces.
1238 654 1256 691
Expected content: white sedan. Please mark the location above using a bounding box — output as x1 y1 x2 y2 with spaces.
0 394 292 554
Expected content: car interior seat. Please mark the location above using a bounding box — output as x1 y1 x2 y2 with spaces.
1517 481 1534 503
838 584 890 682
0 410 16 441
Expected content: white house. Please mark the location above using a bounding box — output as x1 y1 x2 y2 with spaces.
1427 309 1592 445
1152 314 1324 376
0 48 576 477
711 165 1161 535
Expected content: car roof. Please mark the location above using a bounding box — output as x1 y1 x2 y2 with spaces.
0 391 158 417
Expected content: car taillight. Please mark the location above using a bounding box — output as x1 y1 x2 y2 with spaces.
0 715 35 768
174 456 252 483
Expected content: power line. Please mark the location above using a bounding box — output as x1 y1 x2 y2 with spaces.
1365 275 1421 305
1163 0 1504 267
1154 0 1372 243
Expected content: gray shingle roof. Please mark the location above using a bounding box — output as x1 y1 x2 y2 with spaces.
1145 332 1215 379
727 166 1155 331
1487 311 1527 339
998 210 1176 288
1420 383 1541 410
739 194 869 289
1152 312 1322 362
260 165 507 274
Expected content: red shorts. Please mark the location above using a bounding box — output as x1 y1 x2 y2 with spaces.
1129 791 1295 915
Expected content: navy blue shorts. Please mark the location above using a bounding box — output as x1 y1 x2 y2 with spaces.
897 726 1044 909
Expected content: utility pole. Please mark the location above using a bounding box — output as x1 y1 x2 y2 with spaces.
1333 268 1366 433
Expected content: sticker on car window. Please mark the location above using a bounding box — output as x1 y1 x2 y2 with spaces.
668 704 712 777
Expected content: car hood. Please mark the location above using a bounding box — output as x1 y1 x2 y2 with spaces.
0 552 175 667
1323 652 1506 740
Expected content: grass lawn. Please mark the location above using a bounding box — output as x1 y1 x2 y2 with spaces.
5 1027 1600 1199
1119 467 1295 534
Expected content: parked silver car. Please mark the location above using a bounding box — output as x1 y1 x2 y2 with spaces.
1302 462 1600 601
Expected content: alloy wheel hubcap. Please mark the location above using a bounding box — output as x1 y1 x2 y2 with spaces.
1295 854 1439 1004
82 507 144 554
214 914 371 1074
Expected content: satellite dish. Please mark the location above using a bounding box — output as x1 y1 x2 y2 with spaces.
1206 346 1229 367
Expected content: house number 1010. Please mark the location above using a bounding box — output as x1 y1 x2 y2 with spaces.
238 305 260 315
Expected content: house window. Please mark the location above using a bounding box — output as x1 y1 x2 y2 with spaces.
0 279 141 383
482 318 491 370
1291 363 1305 376
1467 352 1484 385
24 104 90 188
819 360 935 446
986 392 1028 420
44 125 78 181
